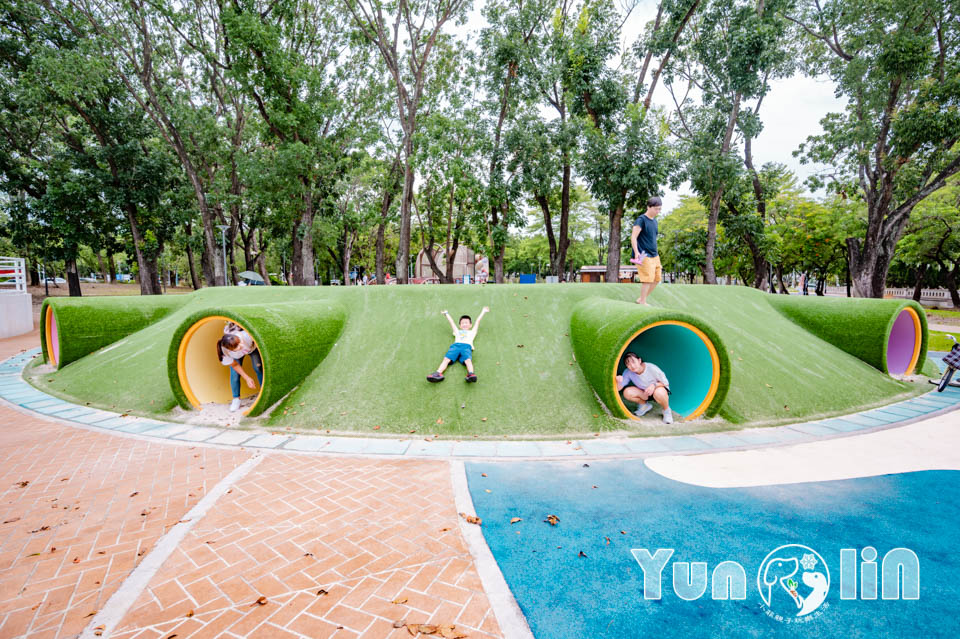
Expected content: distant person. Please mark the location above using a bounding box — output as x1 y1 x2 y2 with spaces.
800 272 809 296
617 352 673 424
427 307 490 383
217 321 263 412
630 196 663 305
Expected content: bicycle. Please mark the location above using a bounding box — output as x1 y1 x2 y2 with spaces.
934 334 960 392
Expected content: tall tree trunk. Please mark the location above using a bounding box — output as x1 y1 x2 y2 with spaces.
95 251 109 283
124 203 161 295
185 222 202 289
912 266 925 302
291 183 317 285
375 155 402 284
255 230 270 285
65 257 82 297
494 241 505 284
396 133 416 284
107 253 117 284
557 162 571 280
604 202 625 283
704 92 742 284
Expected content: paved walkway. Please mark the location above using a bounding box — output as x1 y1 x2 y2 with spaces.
0 333 503 639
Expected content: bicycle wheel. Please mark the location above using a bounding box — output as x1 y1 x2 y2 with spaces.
938 367 956 392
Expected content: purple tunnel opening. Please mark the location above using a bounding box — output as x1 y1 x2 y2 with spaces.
886 308 920 376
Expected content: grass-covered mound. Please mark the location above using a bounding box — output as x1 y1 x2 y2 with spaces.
41 295 189 368
767 296 928 375
167 301 345 416
24 285 934 437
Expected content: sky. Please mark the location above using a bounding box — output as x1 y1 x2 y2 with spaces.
460 0 846 214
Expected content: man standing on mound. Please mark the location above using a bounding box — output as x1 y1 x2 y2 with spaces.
427 306 490 383
630 196 663 305
617 352 673 424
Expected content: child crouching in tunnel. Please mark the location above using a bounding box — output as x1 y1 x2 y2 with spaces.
217 321 263 412
617 352 673 424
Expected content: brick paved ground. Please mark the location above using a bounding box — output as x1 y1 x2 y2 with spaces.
0 332 501 639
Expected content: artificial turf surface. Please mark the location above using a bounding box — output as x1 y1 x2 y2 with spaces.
23 285 935 437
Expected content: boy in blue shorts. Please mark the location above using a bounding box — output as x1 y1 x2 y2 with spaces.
427 306 490 383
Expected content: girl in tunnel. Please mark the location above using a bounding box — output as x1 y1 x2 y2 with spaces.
217 321 263 412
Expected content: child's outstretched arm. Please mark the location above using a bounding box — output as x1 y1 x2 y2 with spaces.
473 306 490 329
441 310 458 331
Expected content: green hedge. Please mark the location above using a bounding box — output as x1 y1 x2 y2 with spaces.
41 295 189 368
766 296 928 374
165 300 346 417
569 297 731 420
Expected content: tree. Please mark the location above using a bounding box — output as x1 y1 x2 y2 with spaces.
896 181 960 306
345 0 471 284
668 0 793 284
792 0 960 297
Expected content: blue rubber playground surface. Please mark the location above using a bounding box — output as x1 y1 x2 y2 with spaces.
466 461 959 638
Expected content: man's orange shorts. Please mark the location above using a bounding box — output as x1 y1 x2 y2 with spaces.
636 255 662 283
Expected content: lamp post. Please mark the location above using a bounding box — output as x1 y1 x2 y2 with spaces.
216 224 230 286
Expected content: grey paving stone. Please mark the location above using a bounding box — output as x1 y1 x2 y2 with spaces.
172 427 223 442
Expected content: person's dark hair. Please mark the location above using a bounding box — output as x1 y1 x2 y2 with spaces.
625 352 641 364
647 196 662 208
217 333 240 360
459 315 472 324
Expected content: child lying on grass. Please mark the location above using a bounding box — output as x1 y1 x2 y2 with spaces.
427 306 490 383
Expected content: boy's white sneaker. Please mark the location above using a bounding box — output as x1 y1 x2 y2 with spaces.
229 398 241 412
662 409 674 424
634 403 653 417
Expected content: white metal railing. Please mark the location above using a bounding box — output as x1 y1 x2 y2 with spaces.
823 285 952 301
0 257 27 294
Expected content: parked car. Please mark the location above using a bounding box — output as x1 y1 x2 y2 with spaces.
79 276 98 283
44 277 66 284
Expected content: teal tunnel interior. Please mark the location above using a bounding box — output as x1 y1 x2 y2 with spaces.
617 324 716 419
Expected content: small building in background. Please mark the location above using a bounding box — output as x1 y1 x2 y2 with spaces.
415 246 479 282
579 265 637 283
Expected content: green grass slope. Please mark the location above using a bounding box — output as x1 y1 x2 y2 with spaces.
24 285 932 437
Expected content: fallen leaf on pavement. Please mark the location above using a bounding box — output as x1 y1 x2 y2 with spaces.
579 551 588 558
29 526 50 533
510 517 522 524
186 610 194 618
391 597 408 605
16 481 29 488
418 625 438 634
440 624 468 638
459 512 482 525
251 596 267 606
93 625 105 636
545 515 559 526
406 624 420 636
316 589 328 596
84 611 97 618
393 619 406 628
3 517 20 524
129 492 138 497
481 473 487 477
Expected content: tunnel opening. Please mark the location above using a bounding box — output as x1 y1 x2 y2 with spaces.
176 315 264 415
886 307 922 376
614 321 720 422
44 306 59 367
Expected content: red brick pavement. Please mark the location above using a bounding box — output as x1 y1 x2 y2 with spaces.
0 333 503 639
110 456 502 639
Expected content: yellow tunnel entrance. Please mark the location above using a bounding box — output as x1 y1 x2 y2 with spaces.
176 316 263 414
